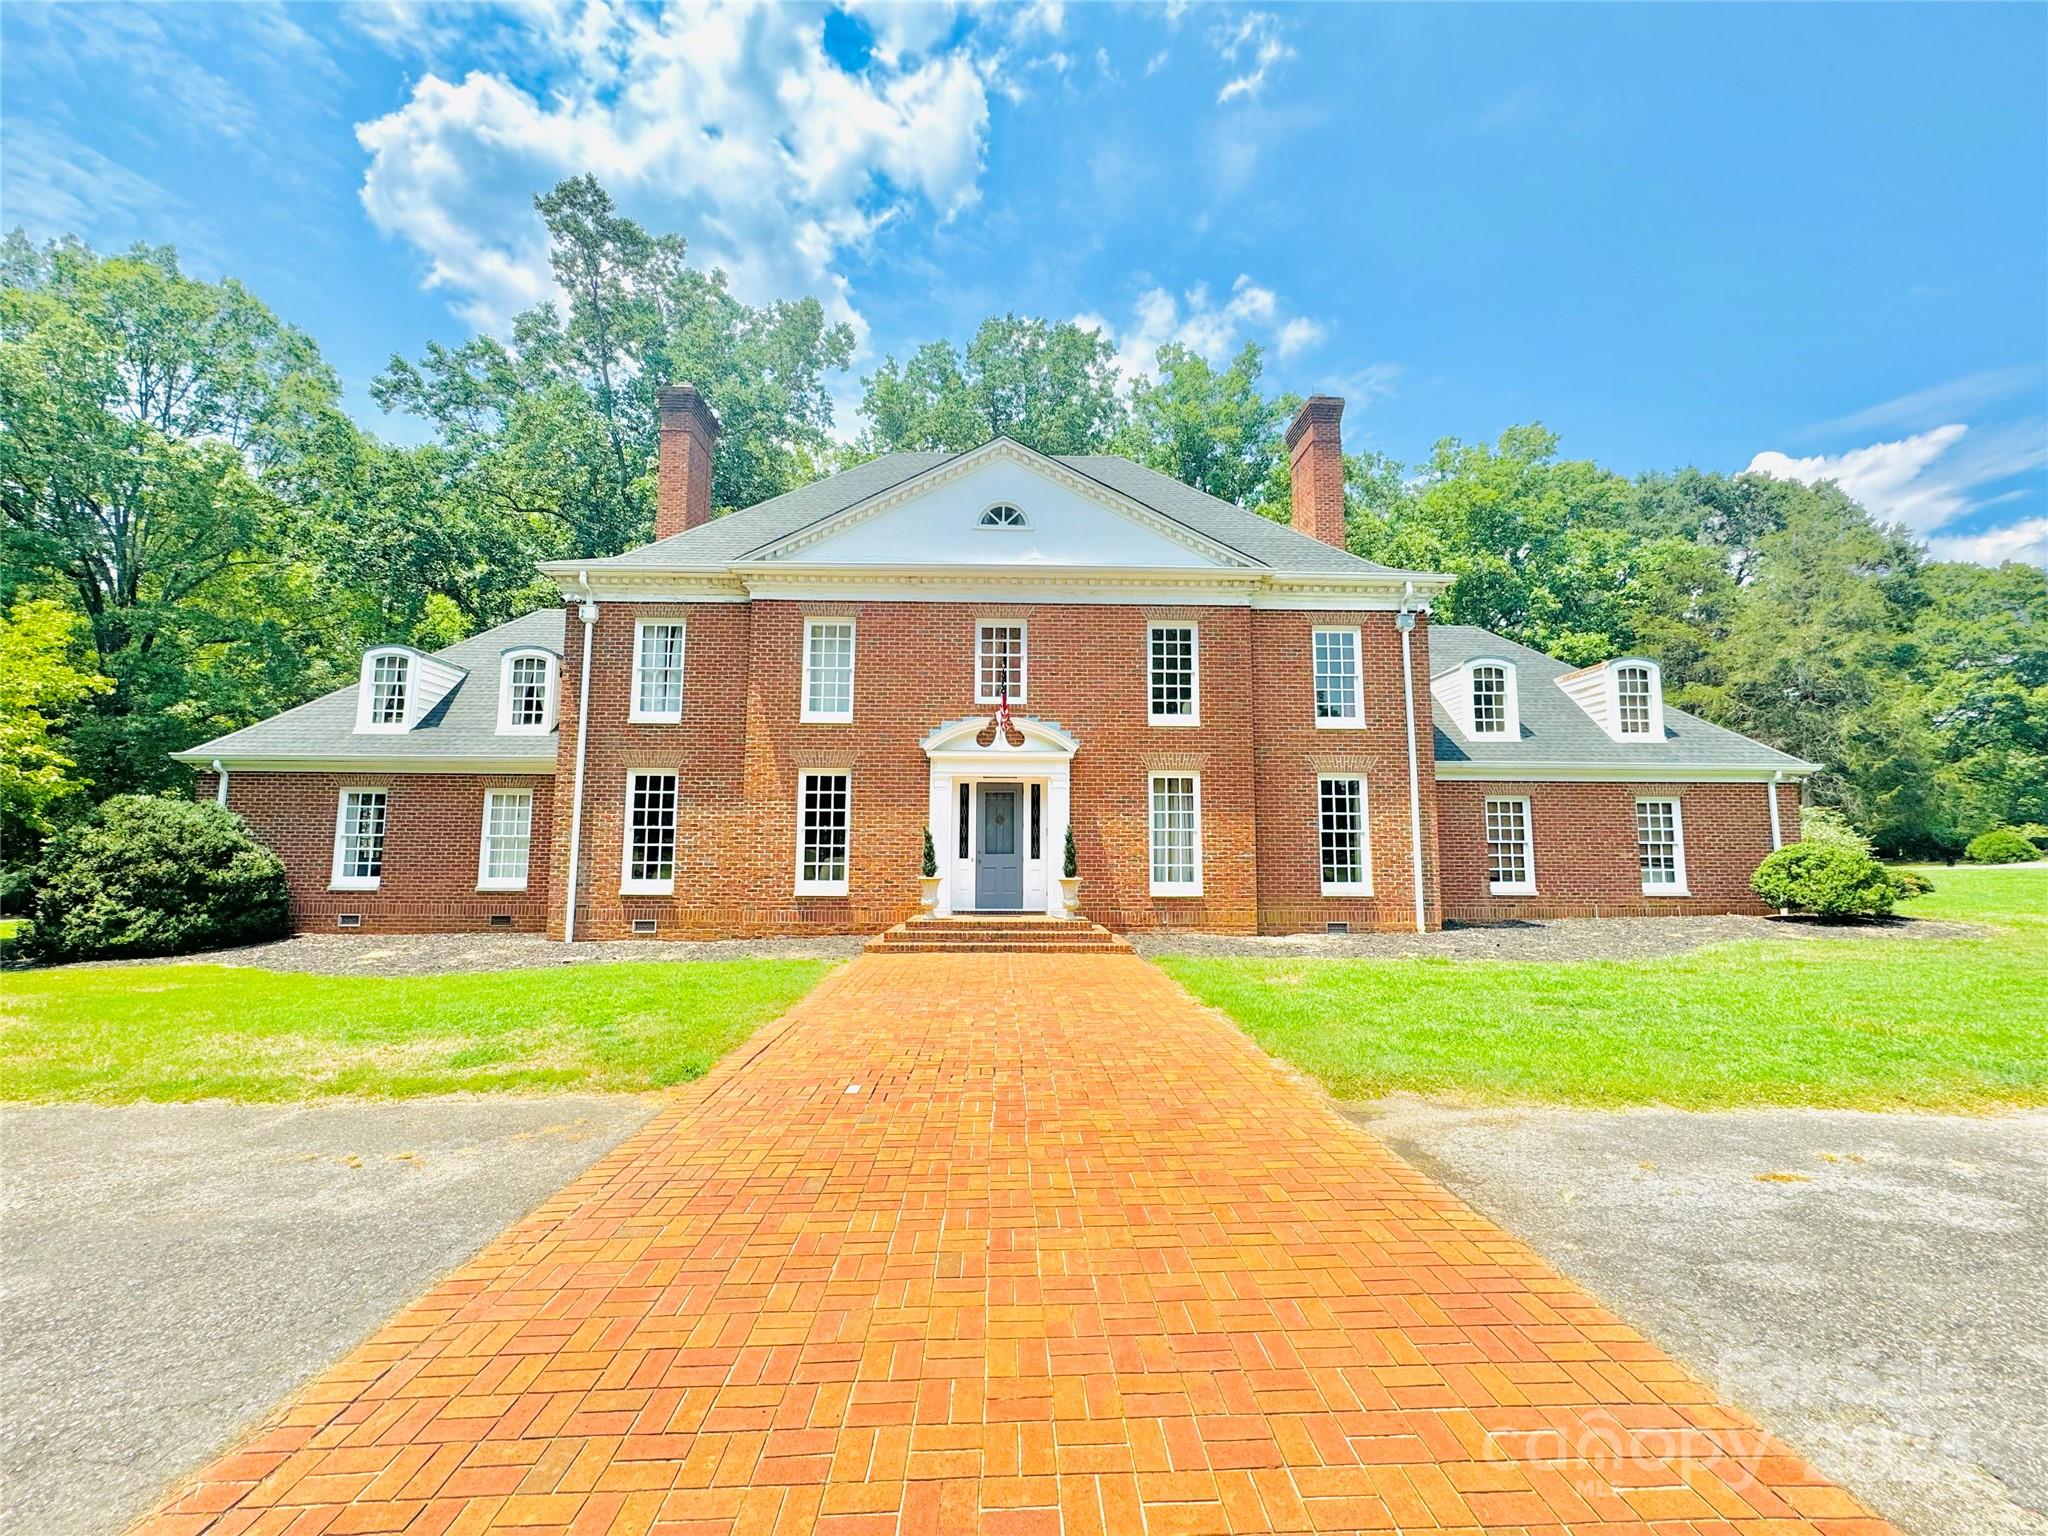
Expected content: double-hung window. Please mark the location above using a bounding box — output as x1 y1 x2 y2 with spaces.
367 654 409 727
977 622 1027 703
1615 665 1656 737
1485 796 1535 896
623 772 678 894
1148 624 1199 725
802 619 855 723
478 789 533 891
1470 665 1510 736
499 652 555 734
1636 798 1688 895
1148 773 1202 895
1318 776 1372 894
332 789 388 890
796 772 851 895
632 622 686 723
1313 627 1363 727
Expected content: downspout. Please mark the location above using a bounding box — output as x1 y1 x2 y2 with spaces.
210 758 228 808
562 573 598 944
1396 582 1427 934
1768 769 1785 850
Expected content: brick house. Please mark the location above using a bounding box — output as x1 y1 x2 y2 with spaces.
177 388 1815 939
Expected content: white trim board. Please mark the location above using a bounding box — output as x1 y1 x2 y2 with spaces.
1434 761 1818 783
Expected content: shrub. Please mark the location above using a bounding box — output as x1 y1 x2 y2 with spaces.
1063 824 1079 879
1798 806 1872 855
1751 840 1900 919
1889 868 1937 899
1964 827 2041 865
26 795 290 962
920 826 937 878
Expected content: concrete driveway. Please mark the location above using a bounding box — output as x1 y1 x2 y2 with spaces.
0 1096 657 1536
1361 1101 2048 1536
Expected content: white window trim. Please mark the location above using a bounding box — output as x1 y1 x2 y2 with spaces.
1637 796 1691 897
1147 622 1201 727
1464 658 1520 740
1608 660 1665 741
629 620 687 725
355 649 412 734
329 787 387 891
975 619 1029 704
497 650 558 735
1486 795 1538 896
794 771 852 897
1317 775 1373 896
1312 625 1365 729
801 618 856 724
620 770 678 896
1147 771 1204 897
979 502 1030 529
476 788 534 892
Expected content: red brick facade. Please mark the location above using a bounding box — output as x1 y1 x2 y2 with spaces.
203 603 1802 938
1436 778 1799 921
196 769 554 933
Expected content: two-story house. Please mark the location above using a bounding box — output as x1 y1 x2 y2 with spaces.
177 387 1815 938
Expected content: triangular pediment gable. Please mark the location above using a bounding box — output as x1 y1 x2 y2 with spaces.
740 440 1257 570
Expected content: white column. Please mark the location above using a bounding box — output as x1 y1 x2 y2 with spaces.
930 768 954 917
1048 763 1072 916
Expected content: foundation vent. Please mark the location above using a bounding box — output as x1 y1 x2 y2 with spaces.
336 913 364 929
1324 921 1350 935
489 914 513 929
631 918 659 936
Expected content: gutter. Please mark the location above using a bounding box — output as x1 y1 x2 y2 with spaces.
1768 768 1785 849
1397 583 1428 934
211 758 228 807
562 573 598 945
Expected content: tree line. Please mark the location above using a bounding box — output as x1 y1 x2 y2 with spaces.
4 176 2043 900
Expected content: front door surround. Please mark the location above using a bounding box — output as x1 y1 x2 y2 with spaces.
922 715 1078 917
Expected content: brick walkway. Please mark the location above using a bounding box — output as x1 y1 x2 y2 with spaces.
137 955 1895 1535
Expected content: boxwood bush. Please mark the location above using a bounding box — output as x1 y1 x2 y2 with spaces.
1751 840 1902 919
25 795 290 962
1964 827 2041 864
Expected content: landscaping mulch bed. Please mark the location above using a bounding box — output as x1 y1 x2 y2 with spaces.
86 932 867 978
1131 912 1983 962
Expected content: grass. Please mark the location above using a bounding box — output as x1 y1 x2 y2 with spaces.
1159 865 2048 1112
0 959 836 1103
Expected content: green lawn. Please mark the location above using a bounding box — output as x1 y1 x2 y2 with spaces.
0 959 835 1103
1160 865 2047 1112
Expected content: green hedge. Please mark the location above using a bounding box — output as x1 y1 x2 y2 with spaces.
1965 827 2041 865
25 795 291 963
1752 840 1902 919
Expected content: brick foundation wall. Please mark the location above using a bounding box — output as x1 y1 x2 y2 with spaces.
200 770 555 933
1436 778 1798 921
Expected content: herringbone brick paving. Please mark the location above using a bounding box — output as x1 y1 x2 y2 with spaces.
134 955 1897 1535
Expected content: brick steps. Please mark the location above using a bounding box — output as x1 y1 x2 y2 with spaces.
865 915 1133 955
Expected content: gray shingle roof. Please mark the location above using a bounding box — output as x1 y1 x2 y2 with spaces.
1429 624 1815 774
176 608 564 768
568 446 1405 575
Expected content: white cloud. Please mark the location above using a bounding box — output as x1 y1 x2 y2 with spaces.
1075 273 1334 383
1797 366 2040 440
354 2 993 338
1748 421 2048 536
1213 11 1293 104
0 118 197 252
1926 517 2048 570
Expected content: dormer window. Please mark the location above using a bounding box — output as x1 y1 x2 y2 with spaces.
354 644 465 734
1615 664 1655 737
979 503 1028 528
1555 657 1664 742
498 649 557 734
368 653 409 727
1430 656 1519 740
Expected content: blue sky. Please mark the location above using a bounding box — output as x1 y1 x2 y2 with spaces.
4 1 2045 565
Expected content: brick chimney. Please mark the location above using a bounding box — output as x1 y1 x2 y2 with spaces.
655 383 720 541
1284 394 1347 549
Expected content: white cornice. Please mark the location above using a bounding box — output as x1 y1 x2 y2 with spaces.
744 438 1260 570
173 753 556 775
1434 760 1818 783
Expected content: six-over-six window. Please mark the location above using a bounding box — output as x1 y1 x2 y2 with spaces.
1313 627 1363 727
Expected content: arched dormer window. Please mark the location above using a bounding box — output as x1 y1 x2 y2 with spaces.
1612 662 1662 739
1467 660 1517 738
979 503 1028 529
498 648 559 734
358 649 411 732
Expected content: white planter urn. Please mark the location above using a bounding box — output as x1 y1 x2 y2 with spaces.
918 875 943 911
1057 875 1082 917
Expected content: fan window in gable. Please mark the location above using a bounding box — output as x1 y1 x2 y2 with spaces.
980 504 1027 528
